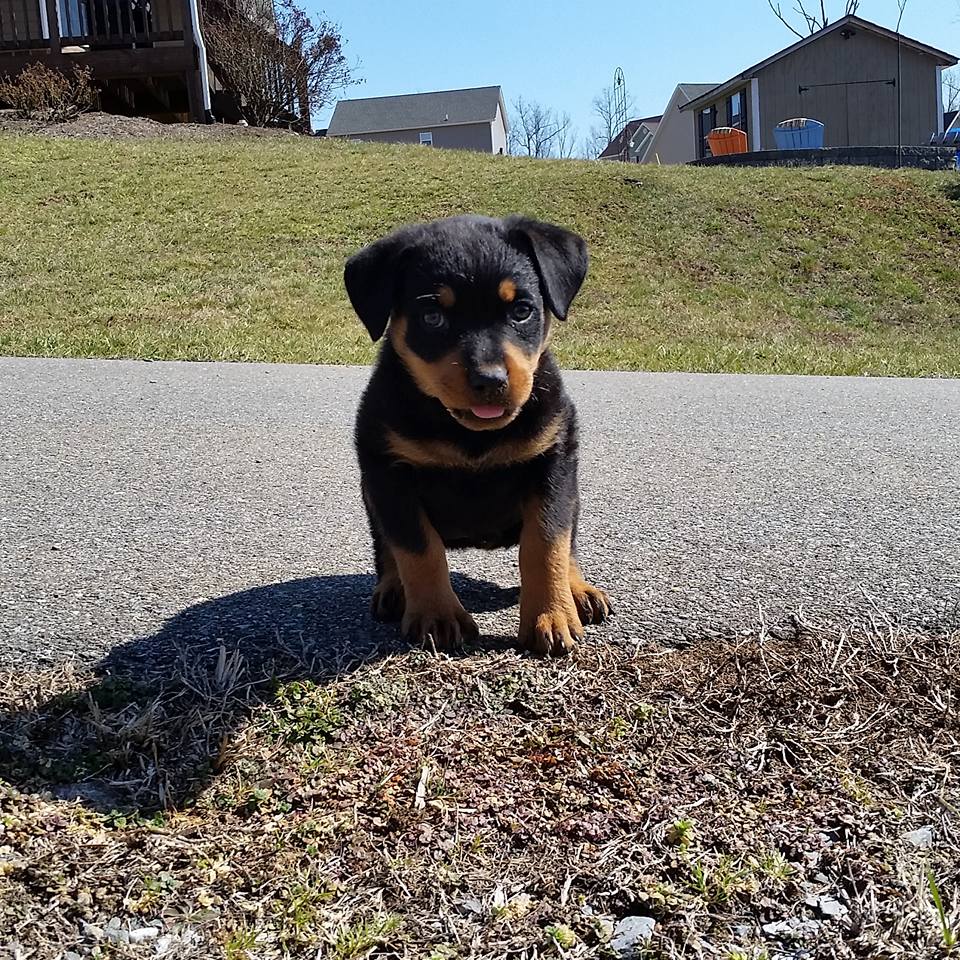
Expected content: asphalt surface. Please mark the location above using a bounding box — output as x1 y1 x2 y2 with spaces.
2 358 958 669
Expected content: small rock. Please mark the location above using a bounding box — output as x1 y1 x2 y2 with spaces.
804 896 848 918
64 953 82 960
610 916 656 956
82 923 104 939
155 935 173 956
903 826 934 848
461 897 483 915
762 918 821 939
130 927 160 943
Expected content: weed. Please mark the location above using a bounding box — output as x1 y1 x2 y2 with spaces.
687 855 756 905
331 914 401 959
223 924 260 959
927 868 957 949
666 818 696 851
263 681 343 744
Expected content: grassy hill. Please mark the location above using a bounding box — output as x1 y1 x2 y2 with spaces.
1 133 959 375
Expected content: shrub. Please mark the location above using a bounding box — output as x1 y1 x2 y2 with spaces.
0 62 96 121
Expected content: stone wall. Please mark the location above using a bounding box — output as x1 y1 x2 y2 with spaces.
693 146 959 170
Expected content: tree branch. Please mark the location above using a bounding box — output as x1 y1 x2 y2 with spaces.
767 0 805 39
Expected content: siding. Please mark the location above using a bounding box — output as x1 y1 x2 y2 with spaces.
757 28 939 148
643 89 700 164
491 103 507 154
338 121 494 152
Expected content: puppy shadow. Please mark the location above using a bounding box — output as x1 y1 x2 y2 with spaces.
0 573 518 814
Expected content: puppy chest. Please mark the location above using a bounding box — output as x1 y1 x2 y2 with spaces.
416 467 526 548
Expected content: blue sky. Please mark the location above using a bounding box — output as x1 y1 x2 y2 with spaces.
313 0 958 142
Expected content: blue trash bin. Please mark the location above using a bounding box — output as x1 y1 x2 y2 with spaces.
774 118 825 150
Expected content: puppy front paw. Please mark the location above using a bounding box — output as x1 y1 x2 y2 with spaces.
519 601 584 657
401 597 479 650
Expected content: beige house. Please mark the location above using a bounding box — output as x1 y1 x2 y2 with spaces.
327 86 508 154
680 15 957 158
597 85 719 165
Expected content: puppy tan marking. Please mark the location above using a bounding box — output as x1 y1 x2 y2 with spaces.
385 415 563 470
498 278 517 303
436 285 456 309
518 497 583 656
392 516 479 647
390 314 472 407
503 340 543 411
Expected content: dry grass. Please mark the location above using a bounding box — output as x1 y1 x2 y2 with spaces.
0 605 957 959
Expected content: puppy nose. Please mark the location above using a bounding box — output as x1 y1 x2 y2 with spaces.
468 365 508 395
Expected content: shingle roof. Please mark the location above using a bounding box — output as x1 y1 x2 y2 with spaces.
677 83 723 101
327 86 505 136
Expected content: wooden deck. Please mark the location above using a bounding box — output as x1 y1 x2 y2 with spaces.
0 0 205 120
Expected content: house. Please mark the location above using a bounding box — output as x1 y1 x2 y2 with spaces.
0 0 307 125
0 0 212 120
679 15 958 158
598 115 661 162
598 85 719 164
327 85 508 154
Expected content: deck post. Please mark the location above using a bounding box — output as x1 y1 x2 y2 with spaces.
43 0 64 64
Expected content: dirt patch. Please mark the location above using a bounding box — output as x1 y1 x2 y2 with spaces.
0 610 957 958
0 110 301 140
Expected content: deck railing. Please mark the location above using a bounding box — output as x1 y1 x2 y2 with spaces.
0 0 184 51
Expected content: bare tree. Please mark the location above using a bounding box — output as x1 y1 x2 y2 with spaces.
945 67 960 113
589 84 637 155
203 0 353 128
592 86 620 149
555 112 578 159
766 0 860 38
508 97 573 158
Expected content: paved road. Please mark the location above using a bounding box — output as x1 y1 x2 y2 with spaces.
1 358 958 668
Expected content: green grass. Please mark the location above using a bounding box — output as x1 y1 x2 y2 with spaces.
1 133 959 375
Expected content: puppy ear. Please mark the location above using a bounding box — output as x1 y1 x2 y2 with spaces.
506 216 588 320
344 231 410 341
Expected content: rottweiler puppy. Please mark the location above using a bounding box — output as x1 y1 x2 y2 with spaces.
344 214 610 656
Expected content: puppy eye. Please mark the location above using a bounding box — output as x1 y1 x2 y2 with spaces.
422 310 447 330
512 302 534 323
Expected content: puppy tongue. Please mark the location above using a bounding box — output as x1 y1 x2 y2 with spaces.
470 405 506 419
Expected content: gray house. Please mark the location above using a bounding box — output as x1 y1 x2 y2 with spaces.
598 116 662 162
327 85 508 154
680 15 957 158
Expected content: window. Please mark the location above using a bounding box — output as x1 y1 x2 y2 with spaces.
419 132 433 146
697 106 717 158
726 90 748 136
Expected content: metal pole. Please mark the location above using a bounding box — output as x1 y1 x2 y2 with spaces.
897 33 902 167
895 1 905 169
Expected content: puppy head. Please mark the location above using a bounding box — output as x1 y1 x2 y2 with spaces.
344 215 588 431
